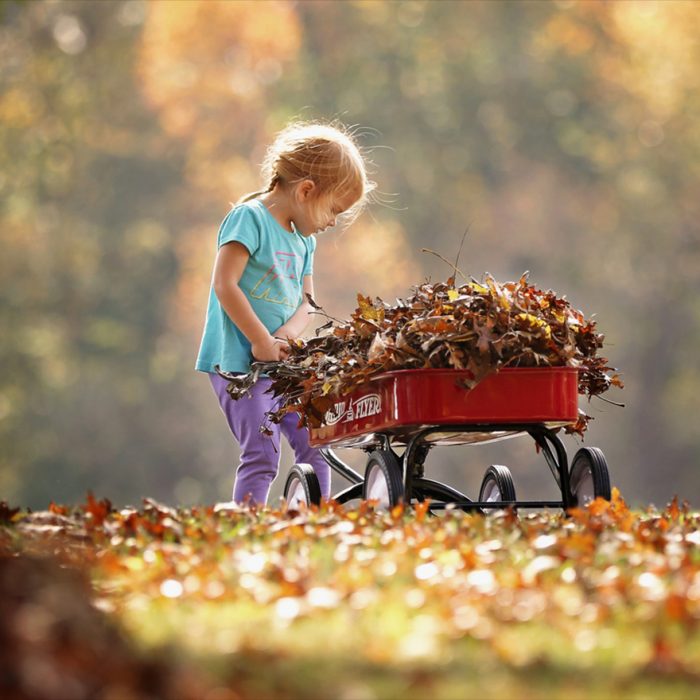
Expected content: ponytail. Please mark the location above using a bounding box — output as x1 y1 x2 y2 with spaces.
235 173 281 206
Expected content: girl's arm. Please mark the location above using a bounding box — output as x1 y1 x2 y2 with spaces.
274 275 315 341
213 242 288 361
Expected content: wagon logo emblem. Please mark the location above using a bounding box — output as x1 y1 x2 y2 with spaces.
324 393 382 425
325 401 348 426
350 394 381 421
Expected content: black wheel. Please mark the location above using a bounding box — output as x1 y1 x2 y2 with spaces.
362 450 404 510
284 463 322 507
569 447 611 505
478 465 517 504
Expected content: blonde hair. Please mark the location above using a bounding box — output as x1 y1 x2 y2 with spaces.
238 121 375 225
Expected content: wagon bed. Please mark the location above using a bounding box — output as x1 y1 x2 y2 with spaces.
309 366 579 448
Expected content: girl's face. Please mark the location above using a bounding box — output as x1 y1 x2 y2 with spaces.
292 181 361 236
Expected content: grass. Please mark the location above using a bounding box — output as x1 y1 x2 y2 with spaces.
1 492 700 699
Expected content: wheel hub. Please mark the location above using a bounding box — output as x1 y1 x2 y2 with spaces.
286 478 306 508
481 480 502 503
365 465 391 508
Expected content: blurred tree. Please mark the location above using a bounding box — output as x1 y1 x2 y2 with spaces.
0 0 207 506
1 0 699 507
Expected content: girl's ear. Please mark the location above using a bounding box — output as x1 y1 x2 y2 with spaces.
296 179 316 201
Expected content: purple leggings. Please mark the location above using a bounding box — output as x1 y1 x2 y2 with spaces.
209 373 331 505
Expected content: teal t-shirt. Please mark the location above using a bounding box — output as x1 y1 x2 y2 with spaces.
195 199 316 374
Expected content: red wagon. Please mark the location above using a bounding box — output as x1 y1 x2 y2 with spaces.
283 367 611 512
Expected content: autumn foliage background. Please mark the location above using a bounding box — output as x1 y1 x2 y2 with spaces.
2 0 700 509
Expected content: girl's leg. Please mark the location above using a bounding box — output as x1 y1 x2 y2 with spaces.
280 413 332 499
209 373 280 505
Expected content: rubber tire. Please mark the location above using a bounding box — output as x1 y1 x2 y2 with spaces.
478 464 517 503
362 450 404 510
283 463 322 507
569 447 611 505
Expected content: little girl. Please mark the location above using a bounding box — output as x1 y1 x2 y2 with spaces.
196 121 374 505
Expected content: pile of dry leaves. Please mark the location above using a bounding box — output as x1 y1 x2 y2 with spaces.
219 274 622 434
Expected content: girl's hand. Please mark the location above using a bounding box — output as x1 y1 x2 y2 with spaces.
273 325 298 343
251 337 290 362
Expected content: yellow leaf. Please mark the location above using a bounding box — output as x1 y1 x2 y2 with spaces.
515 313 552 339
447 289 459 301
357 294 384 323
390 503 404 520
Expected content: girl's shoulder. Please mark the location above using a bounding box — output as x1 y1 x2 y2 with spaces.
218 200 265 233
217 200 264 251
228 198 287 232
224 199 264 222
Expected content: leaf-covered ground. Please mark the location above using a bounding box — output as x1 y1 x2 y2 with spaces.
2 492 700 700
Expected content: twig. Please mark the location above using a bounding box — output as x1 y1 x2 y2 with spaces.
309 310 346 325
453 225 471 281
593 394 626 408
420 248 467 280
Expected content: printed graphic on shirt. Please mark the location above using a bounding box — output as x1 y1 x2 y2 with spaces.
249 251 301 308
